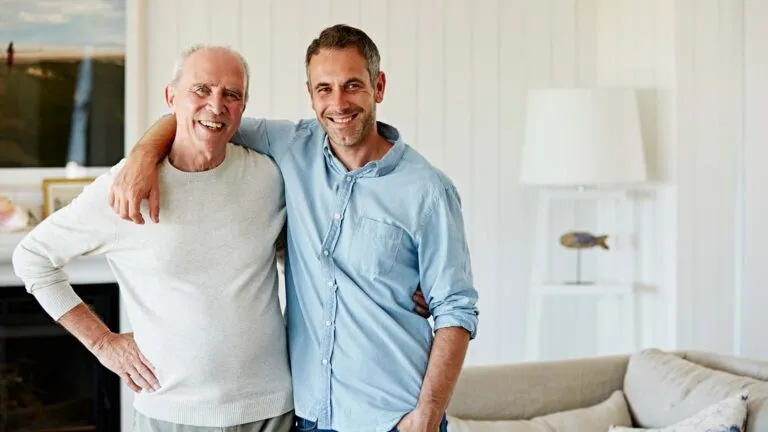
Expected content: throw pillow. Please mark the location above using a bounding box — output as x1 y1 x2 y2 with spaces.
447 389 632 432
608 392 748 432
623 349 768 429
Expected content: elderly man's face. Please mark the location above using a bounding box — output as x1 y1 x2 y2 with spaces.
166 49 247 153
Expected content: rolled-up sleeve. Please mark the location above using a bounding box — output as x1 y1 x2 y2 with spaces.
417 184 479 339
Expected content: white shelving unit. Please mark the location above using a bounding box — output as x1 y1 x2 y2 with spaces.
525 188 642 361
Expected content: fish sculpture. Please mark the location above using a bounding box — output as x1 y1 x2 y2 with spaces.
559 231 609 250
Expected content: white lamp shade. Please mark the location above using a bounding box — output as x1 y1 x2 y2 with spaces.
520 88 647 186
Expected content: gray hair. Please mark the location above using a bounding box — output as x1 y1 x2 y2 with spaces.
170 44 250 101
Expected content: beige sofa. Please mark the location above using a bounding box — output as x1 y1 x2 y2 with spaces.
446 348 768 431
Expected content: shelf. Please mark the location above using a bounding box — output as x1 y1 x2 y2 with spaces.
530 282 641 296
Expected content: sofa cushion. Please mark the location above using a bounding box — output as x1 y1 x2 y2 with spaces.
447 354 628 420
608 392 748 431
446 390 632 432
623 349 768 430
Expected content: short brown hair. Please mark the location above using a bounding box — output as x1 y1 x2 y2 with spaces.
305 24 381 86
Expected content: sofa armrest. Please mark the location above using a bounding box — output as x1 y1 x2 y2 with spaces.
446 354 629 421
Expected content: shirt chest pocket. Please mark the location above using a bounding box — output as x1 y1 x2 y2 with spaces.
350 216 405 277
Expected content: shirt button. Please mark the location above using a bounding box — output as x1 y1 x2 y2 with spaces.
322 359 328 365
323 250 329 256
333 213 341 220
327 281 333 287
345 177 351 182
325 321 331 326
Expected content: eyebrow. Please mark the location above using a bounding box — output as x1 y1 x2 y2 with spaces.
224 87 244 97
191 82 243 97
314 78 365 90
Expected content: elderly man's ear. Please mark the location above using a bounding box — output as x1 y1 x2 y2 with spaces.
164 85 176 110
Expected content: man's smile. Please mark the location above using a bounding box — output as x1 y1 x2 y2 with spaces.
198 120 224 130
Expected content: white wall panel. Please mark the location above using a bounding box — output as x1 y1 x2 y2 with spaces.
130 0 756 365
743 0 768 359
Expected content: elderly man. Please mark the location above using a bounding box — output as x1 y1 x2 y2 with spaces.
110 25 479 432
12 45 294 431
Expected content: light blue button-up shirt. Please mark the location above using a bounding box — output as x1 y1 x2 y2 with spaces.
232 118 479 432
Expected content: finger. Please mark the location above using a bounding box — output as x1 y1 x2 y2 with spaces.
129 197 145 225
413 293 428 309
149 187 160 224
119 196 131 221
133 361 160 391
121 373 141 393
414 305 429 318
112 190 122 216
138 350 156 371
108 188 115 208
128 365 154 392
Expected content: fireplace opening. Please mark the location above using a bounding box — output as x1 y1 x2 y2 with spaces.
1 283 120 432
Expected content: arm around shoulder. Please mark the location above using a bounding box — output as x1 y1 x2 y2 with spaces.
231 117 299 163
110 114 176 224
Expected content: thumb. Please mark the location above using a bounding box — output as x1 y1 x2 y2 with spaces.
149 187 160 223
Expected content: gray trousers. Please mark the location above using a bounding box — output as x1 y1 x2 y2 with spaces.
133 409 294 432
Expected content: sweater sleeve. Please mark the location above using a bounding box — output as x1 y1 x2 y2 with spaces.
12 169 121 320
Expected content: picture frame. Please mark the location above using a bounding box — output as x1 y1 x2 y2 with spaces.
41 177 95 218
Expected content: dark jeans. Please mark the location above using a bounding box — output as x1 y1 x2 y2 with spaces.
293 415 448 432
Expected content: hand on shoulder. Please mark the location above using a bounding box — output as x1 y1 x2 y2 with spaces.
108 156 160 225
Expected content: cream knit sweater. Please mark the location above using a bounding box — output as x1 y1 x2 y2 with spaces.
12 143 292 427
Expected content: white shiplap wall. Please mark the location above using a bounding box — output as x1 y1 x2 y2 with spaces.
673 0 744 355
743 0 768 360
594 0 748 356
133 0 755 364
142 0 582 365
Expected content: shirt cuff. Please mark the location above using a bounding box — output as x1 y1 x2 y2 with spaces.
32 283 84 321
434 315 478 340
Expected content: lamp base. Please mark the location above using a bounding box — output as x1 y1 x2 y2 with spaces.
564 280 595 286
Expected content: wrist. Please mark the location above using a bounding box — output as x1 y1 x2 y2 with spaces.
88 330 114 354
130 146 159 167
415 402 442 419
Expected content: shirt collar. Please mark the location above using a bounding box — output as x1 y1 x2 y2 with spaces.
322 121 406 178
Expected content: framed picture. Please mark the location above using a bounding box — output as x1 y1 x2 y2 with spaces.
42 178 95 218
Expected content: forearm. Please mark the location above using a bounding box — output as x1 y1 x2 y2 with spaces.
129 114 177 164
417 326 471 416
57 303 113 352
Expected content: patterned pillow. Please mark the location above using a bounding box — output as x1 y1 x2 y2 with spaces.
609 392 748 432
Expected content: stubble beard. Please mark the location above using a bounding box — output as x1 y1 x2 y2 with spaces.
325 103 377 148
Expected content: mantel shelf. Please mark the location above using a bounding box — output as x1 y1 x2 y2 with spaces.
0 231 116 287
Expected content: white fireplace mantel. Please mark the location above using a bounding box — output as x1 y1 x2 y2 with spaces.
0 232 117 287
0 231 134 430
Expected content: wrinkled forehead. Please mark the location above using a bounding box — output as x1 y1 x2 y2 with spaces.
183 50 247 89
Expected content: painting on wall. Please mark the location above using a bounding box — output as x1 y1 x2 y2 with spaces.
41 177 95 218
0 0 126 168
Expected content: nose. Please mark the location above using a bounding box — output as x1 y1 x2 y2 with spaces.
329 88 351 111
207 93 225 115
